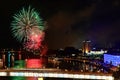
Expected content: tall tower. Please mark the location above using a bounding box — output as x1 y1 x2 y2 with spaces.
82 40 91 55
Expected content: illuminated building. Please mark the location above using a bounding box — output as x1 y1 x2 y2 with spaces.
104 53 120 66
0 59 3 68
88 49 107 55
82 40 91 55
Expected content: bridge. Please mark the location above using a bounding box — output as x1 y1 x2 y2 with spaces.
0 68 114 80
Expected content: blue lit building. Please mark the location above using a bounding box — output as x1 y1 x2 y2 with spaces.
104 53 120 66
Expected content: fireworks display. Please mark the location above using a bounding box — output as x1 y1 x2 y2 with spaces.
11 6 45 52
24 29 45 51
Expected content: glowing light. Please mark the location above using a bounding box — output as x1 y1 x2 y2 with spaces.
0 72 7 76
104 54 120 66
89 50 107 55
73 74 79 78
26 59 43 68
9 72 114 80
38 78 43 80
14 60 25 68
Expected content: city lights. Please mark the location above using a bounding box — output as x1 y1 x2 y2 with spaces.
9 72 114 80
0 72 7 76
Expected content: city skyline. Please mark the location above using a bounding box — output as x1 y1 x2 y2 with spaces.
1 0 120 49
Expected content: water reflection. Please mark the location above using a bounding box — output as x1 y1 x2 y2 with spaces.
47 58 108 73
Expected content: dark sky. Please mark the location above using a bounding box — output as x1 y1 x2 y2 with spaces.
1 0 120 49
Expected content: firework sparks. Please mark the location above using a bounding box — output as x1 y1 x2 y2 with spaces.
11 6 45 52
11 6 44 42
24 30 45 51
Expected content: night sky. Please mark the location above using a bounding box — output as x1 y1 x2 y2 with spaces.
1 0 120 49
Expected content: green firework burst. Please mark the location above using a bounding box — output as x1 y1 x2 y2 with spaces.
11 6 44 42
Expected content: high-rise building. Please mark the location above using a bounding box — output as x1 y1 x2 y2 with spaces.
82 40 91 55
